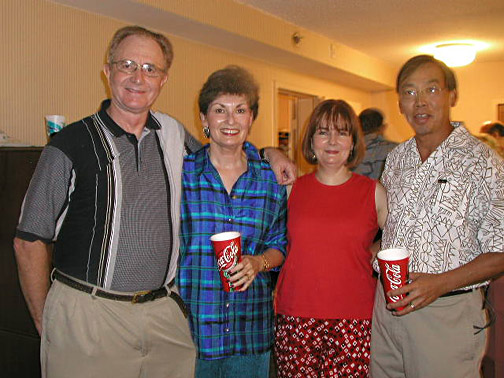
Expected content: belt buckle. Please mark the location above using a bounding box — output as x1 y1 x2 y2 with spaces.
132 290 153 304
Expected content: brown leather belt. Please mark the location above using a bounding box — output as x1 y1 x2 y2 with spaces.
53 270 188 317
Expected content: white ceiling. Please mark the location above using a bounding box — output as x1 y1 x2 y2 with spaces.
235 0 504 65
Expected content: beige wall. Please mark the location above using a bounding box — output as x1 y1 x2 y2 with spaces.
2 0 503 147
370 60 504 144
452 61 504 134
1 0 372 147
1 0 117 145
370 90 414 143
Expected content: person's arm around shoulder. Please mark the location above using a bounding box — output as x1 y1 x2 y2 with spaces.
261 147 297 185
14 238 52 335
183 125 203 154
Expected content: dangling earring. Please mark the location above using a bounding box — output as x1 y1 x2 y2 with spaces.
311 142 317 162
203 126 210 138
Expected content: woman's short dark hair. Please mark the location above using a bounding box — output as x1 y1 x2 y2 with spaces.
396 55 457 93
359 108 384 135
198 65 259 120
107 25 174 70
481 122 504 137
301 99 365 169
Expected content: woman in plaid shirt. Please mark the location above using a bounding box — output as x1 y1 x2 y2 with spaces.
178 65 287 377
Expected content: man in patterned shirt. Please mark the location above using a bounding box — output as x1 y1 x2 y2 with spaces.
370 55 504 377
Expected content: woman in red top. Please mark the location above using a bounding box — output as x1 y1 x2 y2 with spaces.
275 99 388 377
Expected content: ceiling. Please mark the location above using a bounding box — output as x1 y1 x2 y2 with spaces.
51 0 503 91
235 0 504 65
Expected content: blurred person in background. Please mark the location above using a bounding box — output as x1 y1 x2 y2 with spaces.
353 108 398 180
480 122 504 157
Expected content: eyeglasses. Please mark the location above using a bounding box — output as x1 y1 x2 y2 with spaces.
400 85 446 101
111 59 166 78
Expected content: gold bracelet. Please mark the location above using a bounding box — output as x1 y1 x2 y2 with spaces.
261 254 271 271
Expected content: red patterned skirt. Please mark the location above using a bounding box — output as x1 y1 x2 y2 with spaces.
275 315 371 377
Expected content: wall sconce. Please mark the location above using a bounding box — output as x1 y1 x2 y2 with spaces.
292 32 303 46
434 43 477 67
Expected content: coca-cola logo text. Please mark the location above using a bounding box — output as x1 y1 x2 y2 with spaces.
384 262 405 303
217 241 239 271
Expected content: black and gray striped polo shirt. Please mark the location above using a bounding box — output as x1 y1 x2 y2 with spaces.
17 100 201 291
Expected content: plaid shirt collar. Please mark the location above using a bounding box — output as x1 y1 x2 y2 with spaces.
193 141 263 178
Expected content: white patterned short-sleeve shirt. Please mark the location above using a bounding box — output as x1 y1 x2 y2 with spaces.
380 123 504 284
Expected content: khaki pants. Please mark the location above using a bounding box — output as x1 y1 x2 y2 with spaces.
370 283 487 378
41 280 196 378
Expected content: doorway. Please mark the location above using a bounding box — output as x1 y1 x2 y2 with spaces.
277 89 321 176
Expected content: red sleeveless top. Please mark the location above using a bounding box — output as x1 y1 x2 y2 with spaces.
276 173 378 319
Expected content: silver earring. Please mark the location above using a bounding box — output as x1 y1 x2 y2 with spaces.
203 126 210 138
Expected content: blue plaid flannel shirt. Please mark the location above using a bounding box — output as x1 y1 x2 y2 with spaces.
178 142 287 359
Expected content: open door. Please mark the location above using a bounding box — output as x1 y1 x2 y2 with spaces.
278 89 321 176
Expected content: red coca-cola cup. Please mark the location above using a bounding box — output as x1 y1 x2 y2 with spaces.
210 231 242 292
377 248 409 311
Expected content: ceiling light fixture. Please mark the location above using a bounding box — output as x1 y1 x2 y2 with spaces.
434 43 477 67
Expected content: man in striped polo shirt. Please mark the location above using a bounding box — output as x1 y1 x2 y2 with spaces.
14 25 294 378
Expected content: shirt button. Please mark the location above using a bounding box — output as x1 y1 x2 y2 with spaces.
228 218 233 223
225 328 230 332
225 303 230 308
232 195 238 200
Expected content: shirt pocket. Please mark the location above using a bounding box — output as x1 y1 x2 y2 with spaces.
429 177 473 228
